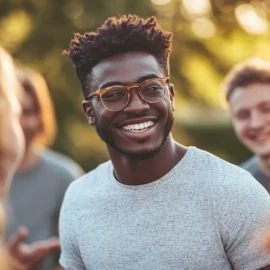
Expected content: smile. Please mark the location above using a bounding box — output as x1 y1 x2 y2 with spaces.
122 121 155 132
248 130 270 142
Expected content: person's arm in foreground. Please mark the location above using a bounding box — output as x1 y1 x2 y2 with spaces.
8 226 60 270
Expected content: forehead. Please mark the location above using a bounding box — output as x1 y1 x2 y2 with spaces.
229 83 270 112
91 51 164 88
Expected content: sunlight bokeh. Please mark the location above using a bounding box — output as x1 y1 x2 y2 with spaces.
235 4 268 35
0 10 32 51
191 18 216 39
151 0 172 6
62 1 84 19
182 0 212 17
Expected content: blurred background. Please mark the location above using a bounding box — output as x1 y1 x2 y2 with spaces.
1 0 269 172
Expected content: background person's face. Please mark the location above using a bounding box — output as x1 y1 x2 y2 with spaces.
229 83 270 157
20 91 42 148
85 51 175 160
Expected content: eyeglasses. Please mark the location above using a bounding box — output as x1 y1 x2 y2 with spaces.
85 77 169 112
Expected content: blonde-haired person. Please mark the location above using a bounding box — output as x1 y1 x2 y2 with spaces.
0 52 22 266
0 46 24 270
0 47 61 270
5 66 84 270
0 47 24 197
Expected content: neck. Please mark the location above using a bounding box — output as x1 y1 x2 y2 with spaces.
258 155 270 177
17 144 41 172
108 135 187 185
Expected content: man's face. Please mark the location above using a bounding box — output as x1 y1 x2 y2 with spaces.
229 83 270 157
83 51 175 160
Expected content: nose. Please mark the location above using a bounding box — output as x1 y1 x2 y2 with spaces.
249 111 264 129
122 87 150 114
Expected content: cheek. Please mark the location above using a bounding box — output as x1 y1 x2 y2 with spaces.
2 113 24 170
20 115 40 130
11 119 24 158
159 96 172 112
93 106 115 128
232 120 247 137
265 114 270 124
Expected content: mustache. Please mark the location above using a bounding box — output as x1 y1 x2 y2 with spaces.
116 106 174 124
120 111 157 119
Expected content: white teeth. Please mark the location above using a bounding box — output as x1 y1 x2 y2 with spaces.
122 121 154 131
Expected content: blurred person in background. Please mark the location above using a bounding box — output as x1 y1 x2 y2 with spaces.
5 66 84 270
0 46 60 269
223 58 270 193
59 15 270 269
0 47 24 198
0 45 24 270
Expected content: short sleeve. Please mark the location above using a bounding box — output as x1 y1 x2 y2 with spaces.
54 167 82 232
59 186 86 270
216 169 270 270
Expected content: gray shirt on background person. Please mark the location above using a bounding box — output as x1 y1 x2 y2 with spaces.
5 149 84 270
241 156 269 193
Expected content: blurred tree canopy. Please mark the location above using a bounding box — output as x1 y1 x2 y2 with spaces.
1 0 269 171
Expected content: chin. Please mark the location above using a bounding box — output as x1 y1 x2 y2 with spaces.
108 140 164 160
255 150 270 158
248 145 270 158
120 145 162 161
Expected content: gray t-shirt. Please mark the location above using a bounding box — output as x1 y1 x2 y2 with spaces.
59 147 270 270
241 156 269 192
6 149 84 270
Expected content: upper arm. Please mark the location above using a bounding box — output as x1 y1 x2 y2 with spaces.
217 171 270 269
59 188 86 270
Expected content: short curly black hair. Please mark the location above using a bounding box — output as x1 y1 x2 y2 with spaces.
63 14 173 98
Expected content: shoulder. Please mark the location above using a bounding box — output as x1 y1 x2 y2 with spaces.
193 148 270 217
41 149 84 178
188 147 265 195
62 160 112 204
240 156 258 171
188 146 248 177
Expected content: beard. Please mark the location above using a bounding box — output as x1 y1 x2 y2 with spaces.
93 107 175 161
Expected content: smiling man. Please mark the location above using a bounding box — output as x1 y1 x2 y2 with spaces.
223 58 270 193
59 16 270 270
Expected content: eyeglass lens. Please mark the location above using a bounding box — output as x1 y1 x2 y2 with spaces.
100 79 166 111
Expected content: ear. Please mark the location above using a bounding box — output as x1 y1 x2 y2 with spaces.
82 100 96 126
168 83 175 112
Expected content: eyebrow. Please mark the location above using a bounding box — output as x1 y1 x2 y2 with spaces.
232 108 248 116
259 101 270 107
232 101 270 115
100 74 160 89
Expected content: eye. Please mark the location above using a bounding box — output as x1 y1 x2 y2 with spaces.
146 85 161 91
103 92 122 98
261 106 270 114
102 89 126 101
148 85 159 90
235 110 250 120
142 85 162 95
